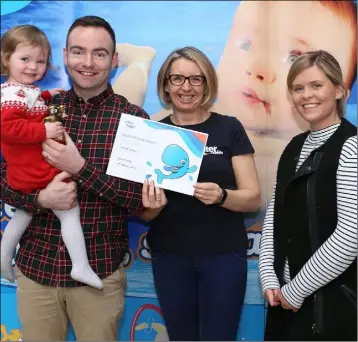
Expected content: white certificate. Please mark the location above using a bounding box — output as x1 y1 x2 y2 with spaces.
106 114 208 196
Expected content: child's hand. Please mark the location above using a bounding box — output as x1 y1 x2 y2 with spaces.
45 122 64 139
49 88 65 97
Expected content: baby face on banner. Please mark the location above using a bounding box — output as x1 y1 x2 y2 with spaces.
214 0 355 205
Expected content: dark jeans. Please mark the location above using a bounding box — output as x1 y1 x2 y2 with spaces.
151 250 247 341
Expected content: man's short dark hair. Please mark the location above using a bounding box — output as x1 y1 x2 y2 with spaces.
66 15 116 54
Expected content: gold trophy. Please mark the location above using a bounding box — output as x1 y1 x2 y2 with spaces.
43 104 67 143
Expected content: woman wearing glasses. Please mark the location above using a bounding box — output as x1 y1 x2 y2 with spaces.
137 46 260 340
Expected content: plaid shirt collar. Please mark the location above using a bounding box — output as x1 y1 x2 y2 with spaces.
65 84 115 107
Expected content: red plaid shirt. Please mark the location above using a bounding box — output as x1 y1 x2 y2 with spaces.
0 85 148 287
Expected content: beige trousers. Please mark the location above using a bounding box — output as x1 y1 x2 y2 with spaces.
15 266 126 341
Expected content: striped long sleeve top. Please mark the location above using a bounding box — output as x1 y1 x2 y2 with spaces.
259 123 357 308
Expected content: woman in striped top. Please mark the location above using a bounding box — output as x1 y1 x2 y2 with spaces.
259 50 357 341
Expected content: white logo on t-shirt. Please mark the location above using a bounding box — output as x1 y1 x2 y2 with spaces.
204 146 223 155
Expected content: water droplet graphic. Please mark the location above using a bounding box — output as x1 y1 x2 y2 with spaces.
1 1 31 16
146 161 152 167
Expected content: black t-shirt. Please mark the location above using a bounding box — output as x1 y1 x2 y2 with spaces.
146 112 254 254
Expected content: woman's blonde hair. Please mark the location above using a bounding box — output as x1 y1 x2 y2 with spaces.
1 25 51 76
287 50 348 118
157 46 218 110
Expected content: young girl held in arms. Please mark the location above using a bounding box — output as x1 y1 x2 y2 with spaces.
0 25 103 289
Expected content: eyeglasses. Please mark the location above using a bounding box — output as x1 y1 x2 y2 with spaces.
168 74 206 86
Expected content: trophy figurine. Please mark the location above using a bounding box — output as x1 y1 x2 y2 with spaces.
43 104 68 143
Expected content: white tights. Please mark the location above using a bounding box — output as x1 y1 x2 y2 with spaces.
1 205 103 289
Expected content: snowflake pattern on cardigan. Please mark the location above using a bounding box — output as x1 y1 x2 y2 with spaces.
1 82 58 193
1 83 49 115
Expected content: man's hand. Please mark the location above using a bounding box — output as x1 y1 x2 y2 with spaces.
264 289 281 307
36 171 77 210
42 132 85 175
